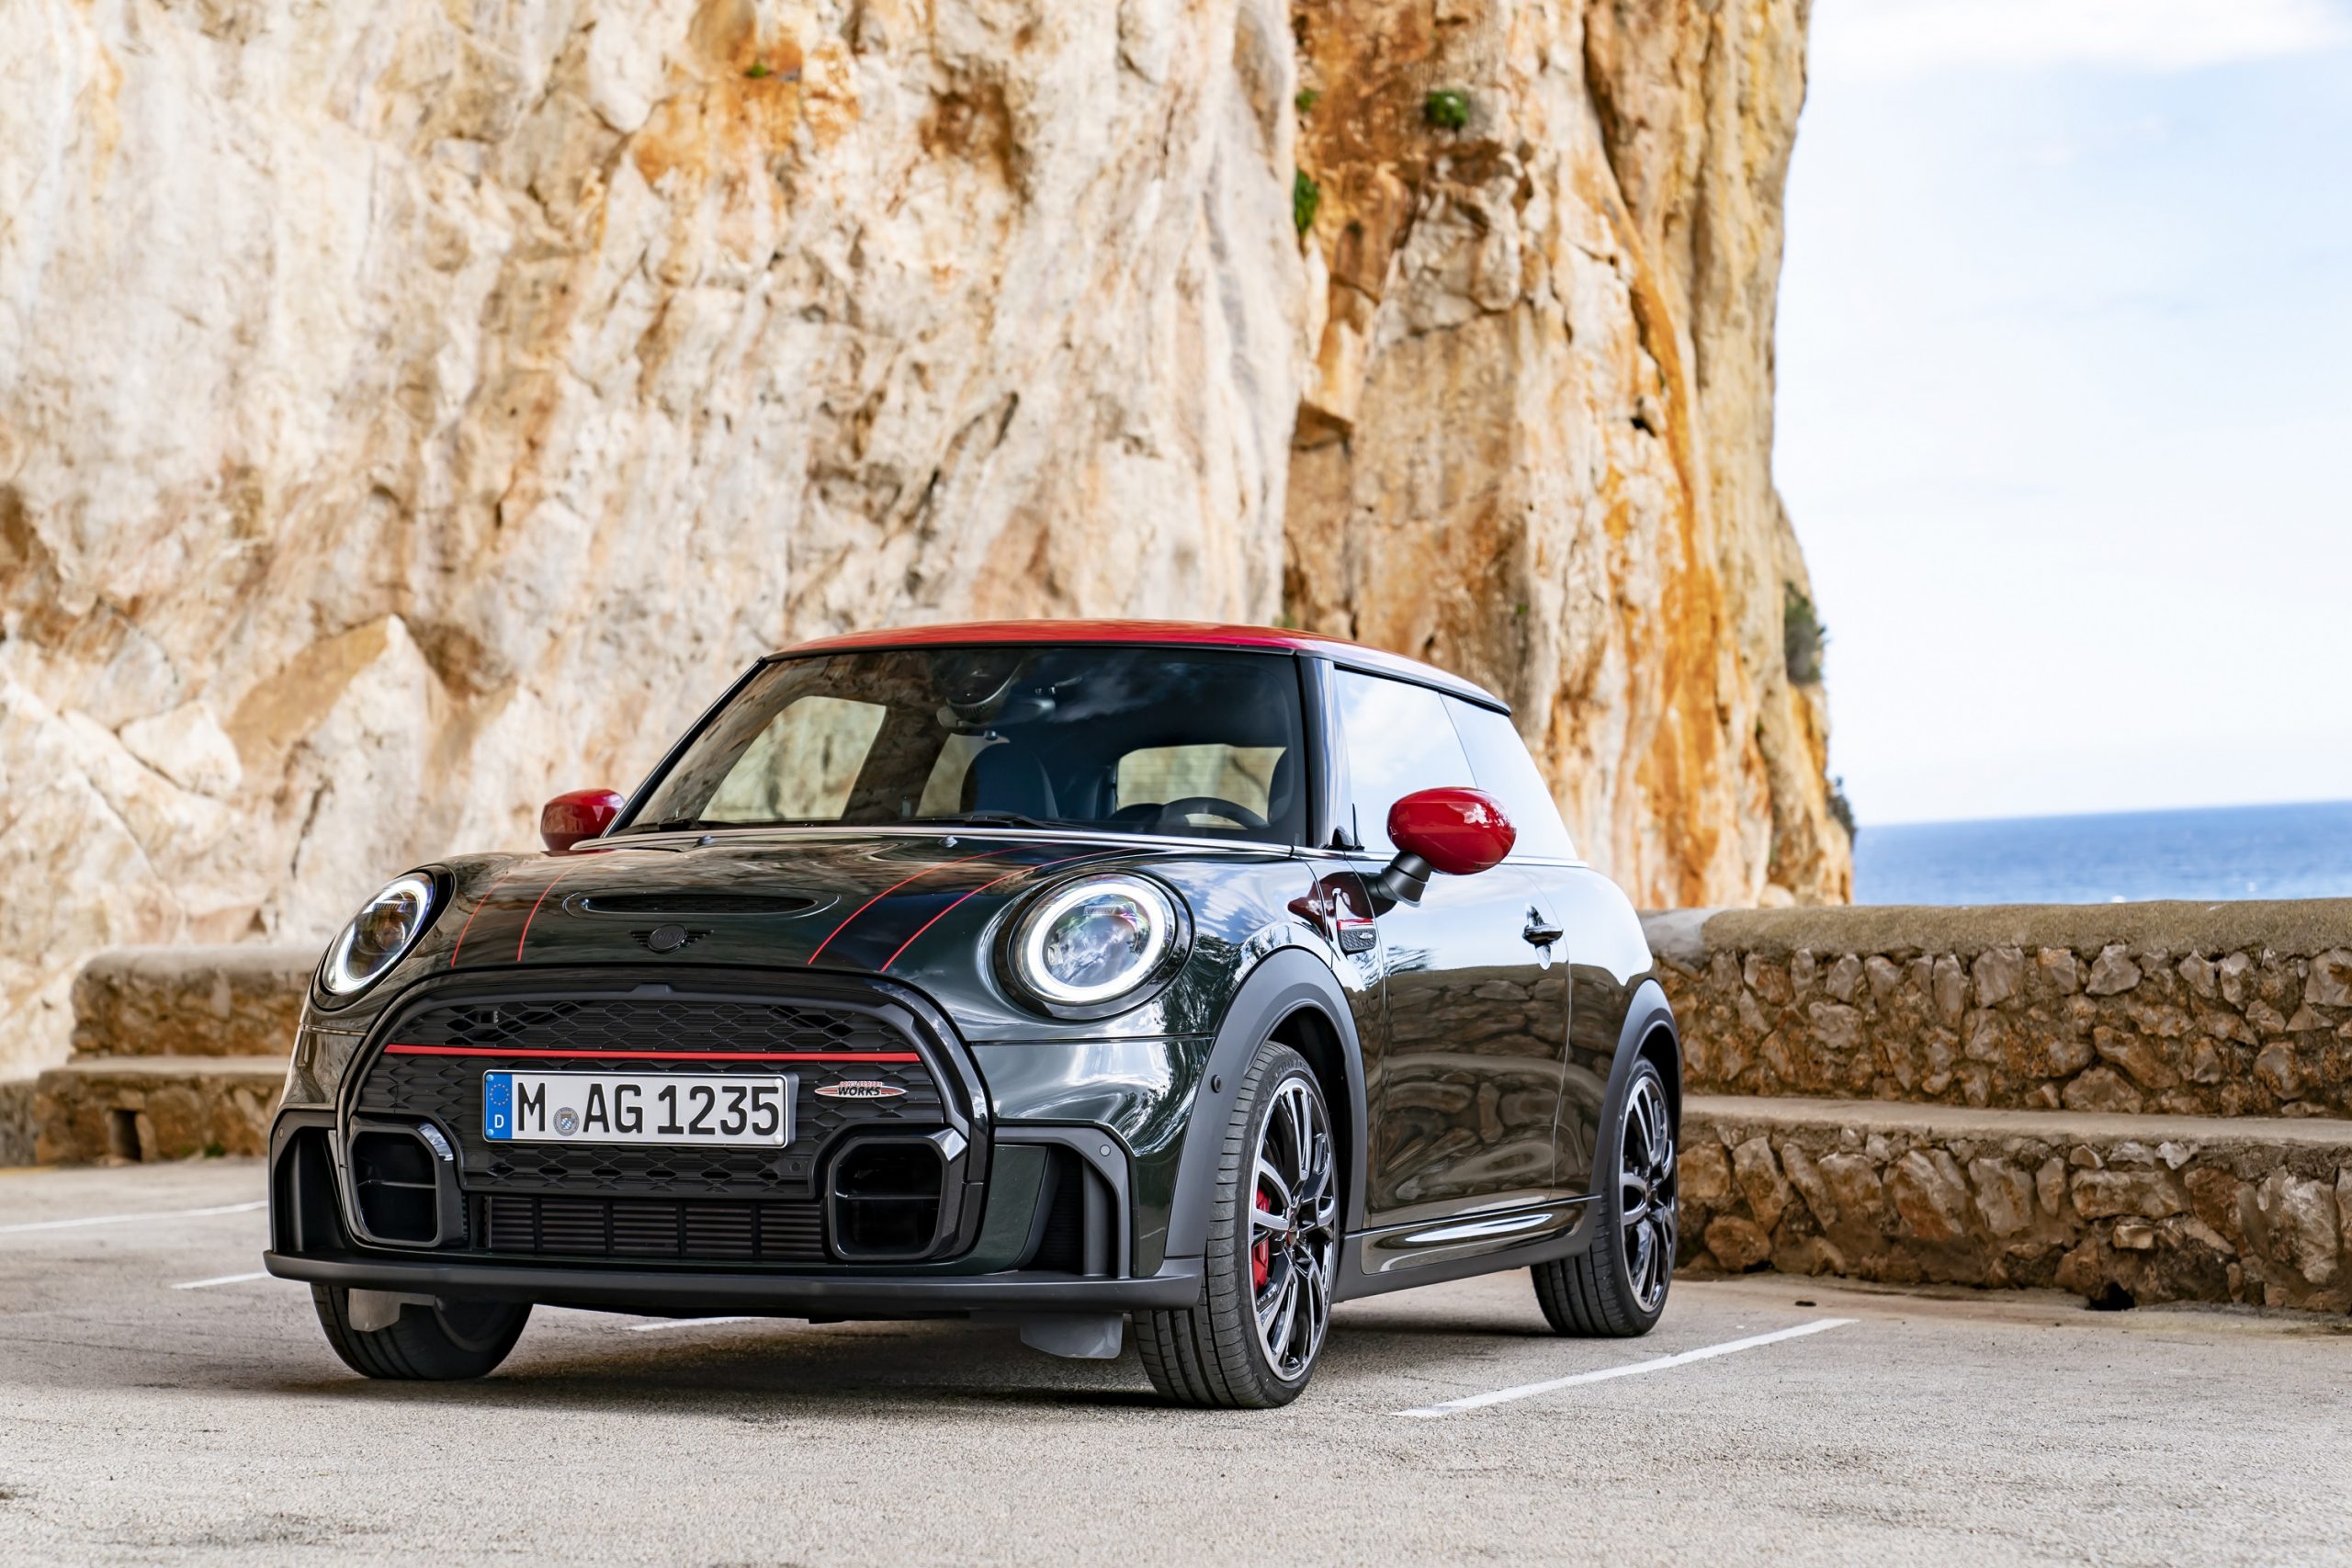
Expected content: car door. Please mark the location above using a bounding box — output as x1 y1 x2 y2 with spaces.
1329 669 1571 1226
1443 695 1595 1191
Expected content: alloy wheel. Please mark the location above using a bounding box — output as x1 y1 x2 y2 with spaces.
1618 1074 1678 1314
1249 1077 1339 1381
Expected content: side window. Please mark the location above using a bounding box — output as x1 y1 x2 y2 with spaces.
1333 671 1476 856
1445 698 1577 861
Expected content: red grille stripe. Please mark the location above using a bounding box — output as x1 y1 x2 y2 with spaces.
384 1043 921 1063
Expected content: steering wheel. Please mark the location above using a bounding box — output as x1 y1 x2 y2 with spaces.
1155 796 1268 832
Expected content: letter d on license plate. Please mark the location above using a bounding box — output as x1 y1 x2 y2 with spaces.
482 1071 791 1147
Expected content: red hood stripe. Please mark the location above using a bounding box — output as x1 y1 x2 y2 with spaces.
447 870 522 968
804 847 1009 966
877 852 1112 974
514 863 583 961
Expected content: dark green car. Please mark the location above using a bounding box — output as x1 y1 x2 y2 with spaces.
266 622 1681 1406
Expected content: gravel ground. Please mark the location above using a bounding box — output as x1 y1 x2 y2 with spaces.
3 1158 2348 1566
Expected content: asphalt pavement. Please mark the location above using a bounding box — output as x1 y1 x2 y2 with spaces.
3 1159 2348 1566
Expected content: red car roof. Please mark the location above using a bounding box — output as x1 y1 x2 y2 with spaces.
777 619 1507 708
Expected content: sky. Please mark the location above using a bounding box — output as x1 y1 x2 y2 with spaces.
1774 0 2352 827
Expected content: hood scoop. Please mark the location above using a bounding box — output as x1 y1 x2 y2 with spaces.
571 892 825 918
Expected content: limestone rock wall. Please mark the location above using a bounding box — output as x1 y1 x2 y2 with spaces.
0 0 1841 1076
1283 0 1841 908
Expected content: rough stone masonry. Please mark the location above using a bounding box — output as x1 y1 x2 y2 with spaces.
1653 902 2352 1117
1654 903 2352 1312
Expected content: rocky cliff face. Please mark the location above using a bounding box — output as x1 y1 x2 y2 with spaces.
0 0 1844 1075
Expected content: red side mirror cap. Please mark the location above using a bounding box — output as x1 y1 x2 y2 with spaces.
541 788 625 852
1387 786 1516 876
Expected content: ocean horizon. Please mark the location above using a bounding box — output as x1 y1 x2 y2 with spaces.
1851 798 2352 906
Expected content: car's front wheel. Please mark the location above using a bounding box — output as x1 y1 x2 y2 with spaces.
1138 1042 1338 1407
1532 1057 1676 1337
311 1286 530 1380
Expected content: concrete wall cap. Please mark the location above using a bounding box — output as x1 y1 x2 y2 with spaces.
1645 900 2352 961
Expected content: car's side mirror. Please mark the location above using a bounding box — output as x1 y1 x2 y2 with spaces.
541 788 625 852
1370 786 1516 909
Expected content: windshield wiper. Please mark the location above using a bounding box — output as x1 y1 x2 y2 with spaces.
905 811 1057 830
621 816 718 835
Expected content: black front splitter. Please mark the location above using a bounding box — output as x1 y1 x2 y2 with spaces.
265 1251 1204 1317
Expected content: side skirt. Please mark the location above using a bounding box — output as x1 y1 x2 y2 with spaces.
1334 1195 1600 1303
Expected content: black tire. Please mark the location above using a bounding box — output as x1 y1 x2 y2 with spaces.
1138 1042 1338 1408
311 1286 530 1380
1532 1057 1676 1337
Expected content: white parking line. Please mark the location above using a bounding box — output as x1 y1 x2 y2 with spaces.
0 1200 266 1236
628 1315 762 1333
1396 1316 1858 1418
172 1271 272 1291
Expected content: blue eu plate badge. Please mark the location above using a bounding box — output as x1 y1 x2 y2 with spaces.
483 1072 514 1141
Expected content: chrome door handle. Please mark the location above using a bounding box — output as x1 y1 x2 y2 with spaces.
1522 912 1564 947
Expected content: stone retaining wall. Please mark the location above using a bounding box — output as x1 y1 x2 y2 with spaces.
1681 1097 2352 1312
32 1059 284 1164
1646 903 2352 1118
70 947 314 1060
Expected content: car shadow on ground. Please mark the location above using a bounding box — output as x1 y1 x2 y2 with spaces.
192 1306 1568 1416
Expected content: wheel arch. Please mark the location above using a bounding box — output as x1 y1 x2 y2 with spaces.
1162 947 1369 1261
1602 978 1682 1148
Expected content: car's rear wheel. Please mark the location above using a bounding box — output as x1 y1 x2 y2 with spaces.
1138 1042 1337 1408
311 1285 530 1380
1532 1057 1676 1337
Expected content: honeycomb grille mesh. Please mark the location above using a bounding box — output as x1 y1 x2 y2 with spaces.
355 986 945 1201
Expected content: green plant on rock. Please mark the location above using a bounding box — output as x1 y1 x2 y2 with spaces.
1294 170 1321 236
1295 87 1321 116
1424 88 1470 131
745 60 771 79
1827 776 1858 841
1783 584 1826 685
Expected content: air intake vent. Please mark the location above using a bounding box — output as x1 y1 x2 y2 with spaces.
350 1130 441 1245
479 1195 826 1262
1031 1154 1088 1273
828 1140 947 1260
576 893 820 916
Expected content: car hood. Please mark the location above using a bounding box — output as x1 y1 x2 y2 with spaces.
435 829 1182 979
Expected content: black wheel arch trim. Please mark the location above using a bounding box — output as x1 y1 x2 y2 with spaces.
1161 946 1370 1261
1599 978 1681 1175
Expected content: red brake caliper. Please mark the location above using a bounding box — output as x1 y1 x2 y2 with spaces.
1252 1189 1272 1291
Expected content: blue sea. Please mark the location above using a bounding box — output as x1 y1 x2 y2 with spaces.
1853 800 2352 906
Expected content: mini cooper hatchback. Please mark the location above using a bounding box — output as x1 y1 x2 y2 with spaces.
266 622 1681 1406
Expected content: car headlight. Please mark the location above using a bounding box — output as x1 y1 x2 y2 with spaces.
320 872 437 997
1009 875 1178 1006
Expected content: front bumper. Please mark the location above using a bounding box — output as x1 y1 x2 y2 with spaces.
261 1249 1204 1315
273 965 1221 1317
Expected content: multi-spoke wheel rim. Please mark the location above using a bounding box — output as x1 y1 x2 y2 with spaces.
1618 1076 1677 1314
1250 1077 1338 1382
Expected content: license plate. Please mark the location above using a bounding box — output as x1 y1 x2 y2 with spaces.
481 1072 791 1147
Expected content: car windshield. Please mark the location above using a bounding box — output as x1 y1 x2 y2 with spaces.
625 646 1310 846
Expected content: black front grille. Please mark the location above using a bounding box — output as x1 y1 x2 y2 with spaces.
390 994 910 1056
478 1194 826 1262
354 980 951 1203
